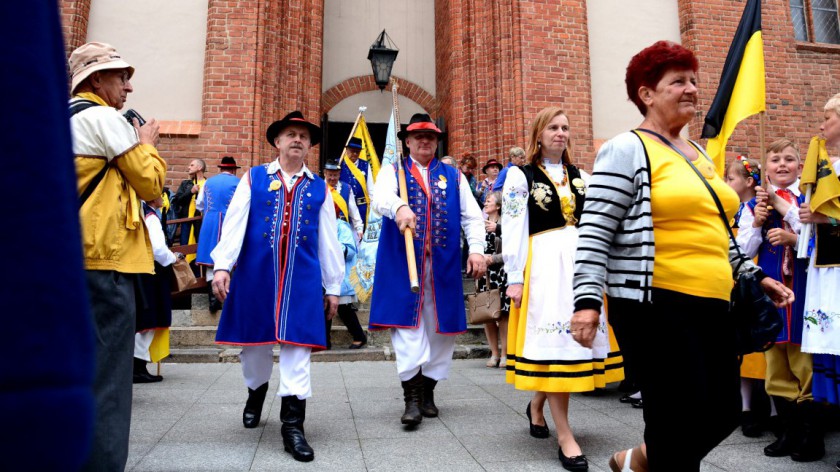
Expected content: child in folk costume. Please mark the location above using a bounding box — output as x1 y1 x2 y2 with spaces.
725 156 774 437
735 139 822 462
799 93 840 468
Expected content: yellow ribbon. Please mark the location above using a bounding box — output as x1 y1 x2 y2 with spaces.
330 186 350 221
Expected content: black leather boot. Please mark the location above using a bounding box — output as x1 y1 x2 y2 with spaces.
281 396 314 462
420 376 439 418
791 401 825 462
401 372 424 426
764 397 800 457
242 382 268 428
133 357 162 383
208 287 222 313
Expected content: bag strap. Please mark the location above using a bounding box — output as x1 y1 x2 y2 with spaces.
634 128 748 275
70 99 109 208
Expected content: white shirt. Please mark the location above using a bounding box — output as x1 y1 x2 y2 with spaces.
736 181 802 258
143 211 177 267
210 159 344 295
371 156 485 255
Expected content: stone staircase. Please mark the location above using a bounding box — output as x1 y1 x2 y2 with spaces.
166 276 492 363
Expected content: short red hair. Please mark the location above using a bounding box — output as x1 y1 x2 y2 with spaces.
625 41 699 115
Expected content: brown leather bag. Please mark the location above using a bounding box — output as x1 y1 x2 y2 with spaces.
466 275 502 324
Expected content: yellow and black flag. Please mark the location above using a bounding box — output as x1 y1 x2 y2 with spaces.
701 0 765 175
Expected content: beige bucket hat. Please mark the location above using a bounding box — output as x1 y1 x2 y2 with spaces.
69 42 134 94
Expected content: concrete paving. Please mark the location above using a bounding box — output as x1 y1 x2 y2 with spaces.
129 360 840 471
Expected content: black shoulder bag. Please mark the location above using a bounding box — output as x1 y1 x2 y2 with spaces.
70 99 110 208
635 129 782 356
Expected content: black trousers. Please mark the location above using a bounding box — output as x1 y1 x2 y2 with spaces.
608 288 740 472
81 270 136 472
325 303 367 348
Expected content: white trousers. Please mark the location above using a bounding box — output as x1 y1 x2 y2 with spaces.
390 260 457 382
240 344 312 399
134 331 154 361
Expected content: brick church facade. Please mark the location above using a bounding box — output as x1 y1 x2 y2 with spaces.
61 0 839 188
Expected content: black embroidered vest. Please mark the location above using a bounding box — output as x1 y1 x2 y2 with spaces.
520 163 585 235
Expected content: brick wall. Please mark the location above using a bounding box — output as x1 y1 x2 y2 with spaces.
682 0 840 162
61 0 839 180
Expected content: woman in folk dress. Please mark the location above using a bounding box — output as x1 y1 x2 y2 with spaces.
503 106 622 472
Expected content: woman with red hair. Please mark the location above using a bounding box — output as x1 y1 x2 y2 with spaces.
570 41 794 471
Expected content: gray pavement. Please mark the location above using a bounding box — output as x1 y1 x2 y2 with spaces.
129 360 840 471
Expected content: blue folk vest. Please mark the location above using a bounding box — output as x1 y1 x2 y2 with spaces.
369 158 467 334
196 173 239 265
215 165 328 349
747 194 808 344
340 159 369 224
335 181 352 222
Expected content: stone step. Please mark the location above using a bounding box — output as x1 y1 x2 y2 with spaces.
170 324 489 348
164 344 492 363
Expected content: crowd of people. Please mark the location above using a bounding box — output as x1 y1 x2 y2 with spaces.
67 38 840 472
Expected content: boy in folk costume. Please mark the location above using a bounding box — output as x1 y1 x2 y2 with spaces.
735 139 820 462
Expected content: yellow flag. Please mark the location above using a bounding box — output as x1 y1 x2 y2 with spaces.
353 116 381 181
148 328 170 363
800 136 840 220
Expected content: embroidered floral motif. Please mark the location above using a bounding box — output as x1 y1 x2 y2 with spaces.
560 194 577 225
804 309 839 333
531 182 554 211
503 188 528 218
531 320 608 336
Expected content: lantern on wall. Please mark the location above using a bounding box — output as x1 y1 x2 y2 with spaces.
367 29 399 91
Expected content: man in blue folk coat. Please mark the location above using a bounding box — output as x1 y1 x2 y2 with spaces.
196 155 240 312
370 113 486 426
211 111 343 462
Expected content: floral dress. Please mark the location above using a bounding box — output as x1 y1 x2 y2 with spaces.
476 226 510 315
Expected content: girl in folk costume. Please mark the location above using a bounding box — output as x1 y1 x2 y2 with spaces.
502 107 623 471
725 156 774 437
735 139 822 462
799 93 840 469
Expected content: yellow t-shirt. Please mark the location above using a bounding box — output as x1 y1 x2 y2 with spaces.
641 134 739 301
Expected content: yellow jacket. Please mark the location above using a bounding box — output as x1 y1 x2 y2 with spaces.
71 93 167 273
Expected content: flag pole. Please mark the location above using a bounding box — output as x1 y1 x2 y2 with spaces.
759 111 767 187
338 107 366 166
391 78 420 293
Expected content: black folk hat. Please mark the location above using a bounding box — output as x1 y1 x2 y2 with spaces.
323 159 341 171
265 111 322 147
346 137 363 150
482 159 503 173
218 156 240 169
397 113 445 140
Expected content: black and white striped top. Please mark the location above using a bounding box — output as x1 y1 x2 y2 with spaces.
572 131 761 312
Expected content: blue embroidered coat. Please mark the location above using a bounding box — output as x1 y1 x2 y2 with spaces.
340 159 369 225
215 165 329 349
369 158 467 334
747 195 808 344
196 173 239 266
334 181 352 223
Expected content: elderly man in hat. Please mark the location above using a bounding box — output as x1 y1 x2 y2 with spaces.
370 113 486 426
340 136 375 228
324 159 364 240
196 156 241 312
210 111 343 462
68 41 166 471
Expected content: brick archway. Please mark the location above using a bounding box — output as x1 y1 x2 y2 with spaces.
321 75 438 116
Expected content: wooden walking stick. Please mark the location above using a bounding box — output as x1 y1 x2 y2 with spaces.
391 79 420 293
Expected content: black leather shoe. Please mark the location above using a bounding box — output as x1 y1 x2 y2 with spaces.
631 398 644 409
401 373 424 426
348 341 366 350
740 410 766 438
243 382 268 429
526 401 550 438
280 396 314 462
558 447 588 471
133 358 162 383
420 376 439 418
